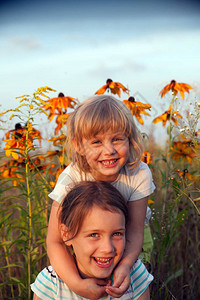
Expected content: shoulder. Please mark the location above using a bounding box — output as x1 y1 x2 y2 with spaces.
119 162 154 188
125 162 154 188
31 266 83 299
36 265 58 283
125 161 152 176
48 163 82 203
31 266 58 299
115 162 155 201
58 163 81 179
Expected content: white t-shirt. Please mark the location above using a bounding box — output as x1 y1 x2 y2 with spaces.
48 161 155 224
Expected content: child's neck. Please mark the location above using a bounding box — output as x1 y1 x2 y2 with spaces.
90 171 121 183
78 268 110 281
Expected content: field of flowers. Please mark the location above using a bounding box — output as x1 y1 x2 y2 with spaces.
0 80 199 300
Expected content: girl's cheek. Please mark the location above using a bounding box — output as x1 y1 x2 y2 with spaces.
89 148 99 155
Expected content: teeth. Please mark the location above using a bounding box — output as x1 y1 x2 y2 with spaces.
95 258 111 265
101 159 117 165
96 258 110 262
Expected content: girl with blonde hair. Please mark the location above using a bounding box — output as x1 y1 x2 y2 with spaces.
47 95 155 298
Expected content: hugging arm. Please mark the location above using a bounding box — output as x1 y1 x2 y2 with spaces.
46 201 107 300
106 196 148 297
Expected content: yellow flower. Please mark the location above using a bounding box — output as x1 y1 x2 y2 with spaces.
159 80 192 99
148 199 154 204
42 93 78 121
123 97 151 125
46 150 64 165
3 123 42 159
169 141 197 164
55 113 70 135
47 134 66 146
153 106 182 126
176 169 199 183
95 79 129 97
0 159 24 186
141 151 152 165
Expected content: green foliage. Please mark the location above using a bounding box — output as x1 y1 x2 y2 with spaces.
148 137 200 299
0 162 52 299
0 85 200 300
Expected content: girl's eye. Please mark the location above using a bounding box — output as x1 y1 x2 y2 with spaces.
113 231 124 237
91 140 101 145
113 136 125 142
90 233 99 237
114 138 121 141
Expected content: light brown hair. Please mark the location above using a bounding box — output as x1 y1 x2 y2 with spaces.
67 95 143 173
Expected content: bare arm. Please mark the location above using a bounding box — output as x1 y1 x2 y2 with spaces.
33 294 41 300
106 196 148 297
46 200 107 299
120 196 148 267
46 201 80 284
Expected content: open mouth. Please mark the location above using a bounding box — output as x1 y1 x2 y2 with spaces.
94 257 113 267
100 159 119 166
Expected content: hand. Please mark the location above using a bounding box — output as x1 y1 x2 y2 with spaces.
105 264 131 298
76 277 109 300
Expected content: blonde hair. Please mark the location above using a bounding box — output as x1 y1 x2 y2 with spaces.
67 95 143 173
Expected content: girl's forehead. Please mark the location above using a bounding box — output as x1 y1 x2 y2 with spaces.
80 206 125 230
83 129 127 139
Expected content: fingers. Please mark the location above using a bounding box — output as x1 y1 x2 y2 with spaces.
106 275 131 297
106 286 126 298
112 273 130 289
81 278 108 299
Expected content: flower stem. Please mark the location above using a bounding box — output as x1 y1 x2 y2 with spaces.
2 224 15 298
25 115 32 300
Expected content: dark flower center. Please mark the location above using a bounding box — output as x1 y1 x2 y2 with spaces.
106 78 113 85
58 92 65 97
128 97 135 102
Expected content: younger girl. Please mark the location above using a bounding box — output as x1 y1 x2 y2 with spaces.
47 95 155 299
32 181 153 299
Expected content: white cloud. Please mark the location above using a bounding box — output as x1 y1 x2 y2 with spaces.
10 36 41 51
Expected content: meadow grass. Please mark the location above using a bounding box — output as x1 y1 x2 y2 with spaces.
0 83 199 299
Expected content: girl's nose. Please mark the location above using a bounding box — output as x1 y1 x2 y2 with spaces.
103 142 116 155
100 238 115 254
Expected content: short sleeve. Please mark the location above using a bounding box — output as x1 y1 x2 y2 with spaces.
128 162 155 201
48 164 94 204
113 162 155 202
130 259 153 299
31 266 58 299
48 170 74 204
48 164 82 204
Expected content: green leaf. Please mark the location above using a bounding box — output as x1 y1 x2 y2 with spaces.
165 269 183 285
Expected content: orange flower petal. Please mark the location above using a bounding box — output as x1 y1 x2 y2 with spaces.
159 80 192 99
95 85 107 95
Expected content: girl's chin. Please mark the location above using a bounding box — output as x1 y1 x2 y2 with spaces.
78 269 112 280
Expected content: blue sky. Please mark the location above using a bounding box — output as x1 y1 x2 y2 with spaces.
0 0 200 142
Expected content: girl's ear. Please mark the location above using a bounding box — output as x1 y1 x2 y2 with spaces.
60 224 72 246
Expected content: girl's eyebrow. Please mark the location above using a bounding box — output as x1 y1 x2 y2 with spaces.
82 227 126 234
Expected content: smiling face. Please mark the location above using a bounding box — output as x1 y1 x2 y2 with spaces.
81 130 130 182
65 205 126 279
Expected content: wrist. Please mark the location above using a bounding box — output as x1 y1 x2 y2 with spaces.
118 255 138 269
